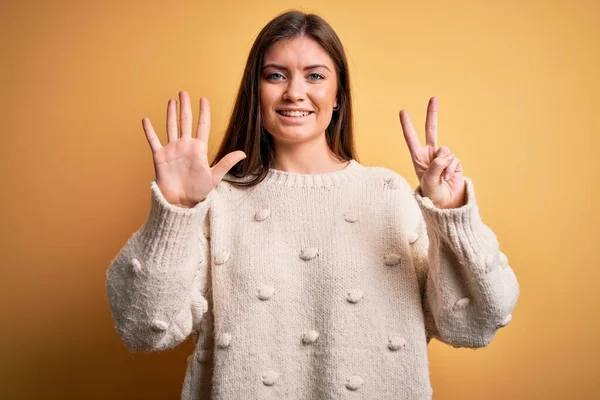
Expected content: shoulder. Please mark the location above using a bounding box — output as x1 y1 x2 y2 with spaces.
358 163 414 193
348 164 425 237
360 163 424 222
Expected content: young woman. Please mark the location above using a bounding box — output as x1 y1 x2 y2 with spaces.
106 10 519 400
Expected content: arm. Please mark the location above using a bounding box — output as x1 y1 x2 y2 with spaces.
105 180 212 353
407 176 519 348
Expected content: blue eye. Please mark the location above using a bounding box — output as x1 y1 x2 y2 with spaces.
267 72 284 80
266 72 324 81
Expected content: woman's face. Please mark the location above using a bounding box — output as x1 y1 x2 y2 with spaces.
259 35 338 145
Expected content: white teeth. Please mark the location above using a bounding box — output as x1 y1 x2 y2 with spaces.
279 110 310 117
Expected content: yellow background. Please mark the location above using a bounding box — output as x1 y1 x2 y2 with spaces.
1 0 598 398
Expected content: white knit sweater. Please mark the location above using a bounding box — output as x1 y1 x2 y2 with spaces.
106 159 519 400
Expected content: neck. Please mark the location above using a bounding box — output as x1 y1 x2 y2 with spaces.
271 134 347 174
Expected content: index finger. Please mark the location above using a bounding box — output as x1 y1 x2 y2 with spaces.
399 109 422 159
142 117 162 153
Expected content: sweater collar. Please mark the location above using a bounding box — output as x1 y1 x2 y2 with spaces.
262 159 365 188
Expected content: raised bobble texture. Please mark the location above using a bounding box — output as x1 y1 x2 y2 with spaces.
343 212 358 223
214 250 230 265
216 332 231 348
300 247 318 260
346 290 364 304
262 370 279 386
151 320 168 332
384 253 401 266
302 330 319 344
254 208 270 221
452 297 470 311
408 232 419 244
388 335 407 351
131 258 142 274
497 313 512 328
257 285 274 300
345 375 363 390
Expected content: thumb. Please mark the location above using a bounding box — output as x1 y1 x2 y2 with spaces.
212 151 247 184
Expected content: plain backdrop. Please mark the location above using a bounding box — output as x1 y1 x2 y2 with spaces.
1 0 598 398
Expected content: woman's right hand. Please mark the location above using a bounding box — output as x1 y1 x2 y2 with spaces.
142 91 246 207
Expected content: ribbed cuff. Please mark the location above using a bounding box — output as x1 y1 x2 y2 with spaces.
413 177 487 260
136 181 211 261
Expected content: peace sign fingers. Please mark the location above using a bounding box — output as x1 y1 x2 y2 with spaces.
399 96 439 161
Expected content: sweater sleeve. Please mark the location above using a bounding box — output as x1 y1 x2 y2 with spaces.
406 176 519 348
105 181 212 353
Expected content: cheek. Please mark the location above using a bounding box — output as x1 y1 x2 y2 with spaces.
312 84 337 105
259 88 272 118
260 87 282 112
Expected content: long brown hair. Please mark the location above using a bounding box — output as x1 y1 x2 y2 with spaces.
211 9 358 187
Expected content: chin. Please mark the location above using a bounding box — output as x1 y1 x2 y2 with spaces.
269 128 322 143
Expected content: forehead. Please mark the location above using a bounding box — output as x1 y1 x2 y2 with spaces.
263 36 334 68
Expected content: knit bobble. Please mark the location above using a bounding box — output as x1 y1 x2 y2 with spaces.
191 289 208 324
254 208 271 222
302 330 319 344
130 258 142 274
214 250 230 265
384 253 401 266
497 313 512 328
300 247 318 260
408 232 419 244
262 370 279 386
346 290 364 304
257 285 274 300
150 320 169 332
195 348 211 363
388 335 407 351
345 375 363 391
216 332 231 348
452 297 470 311
343 212 358 223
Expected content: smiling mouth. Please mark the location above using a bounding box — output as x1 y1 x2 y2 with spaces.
276 110 314 117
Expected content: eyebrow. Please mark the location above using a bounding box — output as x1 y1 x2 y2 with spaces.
261 63 332 72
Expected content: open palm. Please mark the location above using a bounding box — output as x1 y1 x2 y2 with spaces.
142 91 246 207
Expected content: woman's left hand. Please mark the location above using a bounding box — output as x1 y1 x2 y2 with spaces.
399 96 466 209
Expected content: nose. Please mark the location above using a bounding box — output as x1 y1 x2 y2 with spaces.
282 75 306 102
